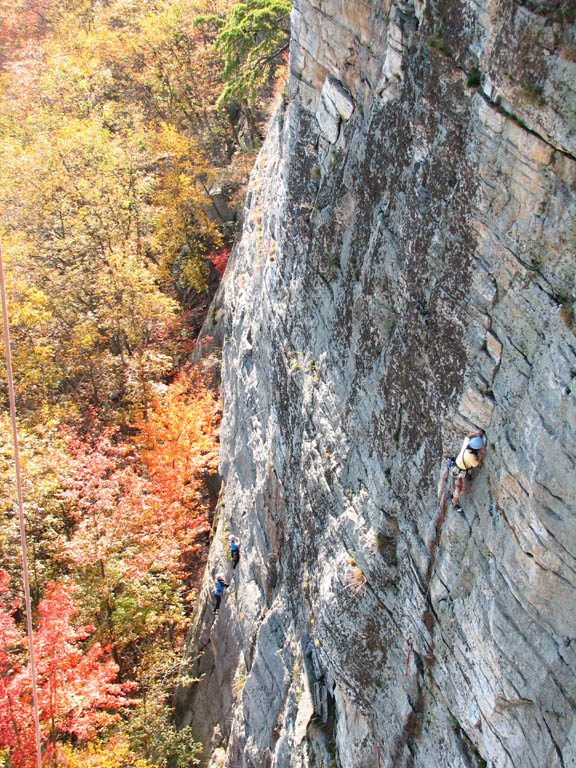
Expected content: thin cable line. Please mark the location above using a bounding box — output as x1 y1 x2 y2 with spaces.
0 240 43 768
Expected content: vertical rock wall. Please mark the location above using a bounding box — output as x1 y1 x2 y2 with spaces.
176 1 576 766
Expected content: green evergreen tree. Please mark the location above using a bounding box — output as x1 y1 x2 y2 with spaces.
197 0 291 107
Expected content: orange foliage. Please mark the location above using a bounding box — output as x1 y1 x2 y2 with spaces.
58 371 220 584
137 370 221 551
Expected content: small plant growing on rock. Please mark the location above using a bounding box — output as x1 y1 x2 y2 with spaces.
345 557 366 596
292 660 303 703
521 84 546 107
466 68 481 88
232 661 247 699
427 34 451 57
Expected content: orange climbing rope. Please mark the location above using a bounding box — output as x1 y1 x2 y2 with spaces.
0 241 43 768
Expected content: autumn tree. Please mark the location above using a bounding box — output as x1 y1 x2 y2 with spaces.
57 739 155 768
0 414 66 604
0 0 59 57
0 1 234 419
81 0 236 159
0 109 182 414
0 573 136 768
55 424 180 660
151 123 224 297
55 370 220 660
136 369 220 548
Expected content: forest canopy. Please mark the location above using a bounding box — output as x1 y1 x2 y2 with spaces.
0 0 289 765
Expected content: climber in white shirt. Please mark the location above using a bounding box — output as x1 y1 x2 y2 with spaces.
438 429 486 513
455 430 486 472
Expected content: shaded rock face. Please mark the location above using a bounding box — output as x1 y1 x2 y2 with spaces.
176 1 576 767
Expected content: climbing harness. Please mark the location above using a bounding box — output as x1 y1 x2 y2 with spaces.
452 466 466 509
0 241 43 768
439 457 467 518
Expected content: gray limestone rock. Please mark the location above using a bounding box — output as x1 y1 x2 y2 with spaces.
176 1 576 767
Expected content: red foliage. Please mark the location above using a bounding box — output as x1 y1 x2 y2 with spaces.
0 573 136 768
207 247 231 276
152 304 212 363
58 425 180 579
58 371 221 578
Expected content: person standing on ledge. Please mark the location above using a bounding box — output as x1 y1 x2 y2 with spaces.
229 535 240 569
212 574 229 614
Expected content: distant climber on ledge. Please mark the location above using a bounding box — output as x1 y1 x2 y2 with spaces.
212 574 229 614
229 535 240 569
438 429 486 514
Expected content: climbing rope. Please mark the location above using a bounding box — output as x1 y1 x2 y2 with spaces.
0 241 43 768
404 637 413 678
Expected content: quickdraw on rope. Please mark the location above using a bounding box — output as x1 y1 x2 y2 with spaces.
377 744 381 767
0 241 43 768
404 637 414 679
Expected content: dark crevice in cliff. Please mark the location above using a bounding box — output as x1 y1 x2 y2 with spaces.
478 89 576 163
427 33 576 162
543 717 567 768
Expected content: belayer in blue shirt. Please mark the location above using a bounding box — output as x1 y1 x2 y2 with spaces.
212 574 229 614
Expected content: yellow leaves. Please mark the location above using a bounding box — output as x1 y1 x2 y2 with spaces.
5 276 53 329
0 0 236 415
151 123 223 292
57 738 157 768
156 122 195 160
153 123 216 200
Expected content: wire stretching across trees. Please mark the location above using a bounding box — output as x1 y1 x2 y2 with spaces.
0 240 43 768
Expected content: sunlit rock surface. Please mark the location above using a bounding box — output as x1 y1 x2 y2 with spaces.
176 2 576 766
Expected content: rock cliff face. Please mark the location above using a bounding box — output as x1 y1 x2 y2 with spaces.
176 2 576 766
